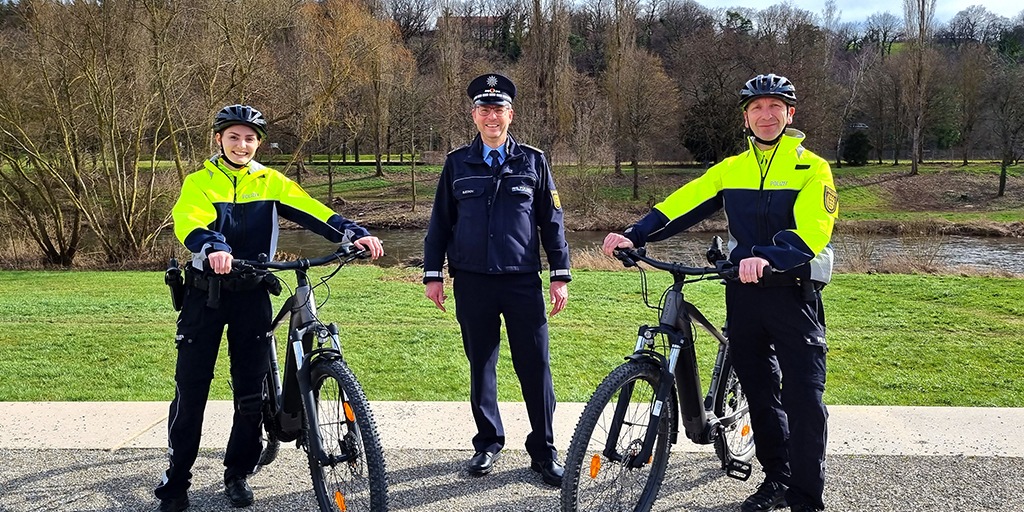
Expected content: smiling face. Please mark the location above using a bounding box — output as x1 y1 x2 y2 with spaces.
472 104 514 147
215 124 261 166
743 97 795 146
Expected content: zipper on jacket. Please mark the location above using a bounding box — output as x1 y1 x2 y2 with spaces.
757 146 778 244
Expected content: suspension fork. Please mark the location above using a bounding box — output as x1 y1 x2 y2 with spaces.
600 326 678 468
295 323 356 467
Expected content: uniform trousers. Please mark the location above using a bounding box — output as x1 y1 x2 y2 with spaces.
452 271 557 462
154 285 272 499
726 283 829 510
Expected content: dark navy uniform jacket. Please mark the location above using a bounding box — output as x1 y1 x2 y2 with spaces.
423 134 571 283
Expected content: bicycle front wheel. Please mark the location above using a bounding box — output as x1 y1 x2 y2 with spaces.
712 356 755 467
307 359 388 512
561 360 674 512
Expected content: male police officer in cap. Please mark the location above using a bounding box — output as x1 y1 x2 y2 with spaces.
423 73 571 487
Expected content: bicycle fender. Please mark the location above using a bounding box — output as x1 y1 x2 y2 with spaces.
624 350 666 367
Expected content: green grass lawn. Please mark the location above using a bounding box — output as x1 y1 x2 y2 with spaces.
1 267 1021 406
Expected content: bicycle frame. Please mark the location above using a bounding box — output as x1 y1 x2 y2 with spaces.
609 258 748 471
271 268 360 467
236 247 366 470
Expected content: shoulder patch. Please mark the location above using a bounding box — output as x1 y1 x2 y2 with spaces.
551 190 561 209
823 186 838 214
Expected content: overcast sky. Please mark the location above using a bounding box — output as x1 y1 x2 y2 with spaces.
692 0 1022 25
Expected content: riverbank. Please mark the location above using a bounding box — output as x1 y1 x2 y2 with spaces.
345 200 1024 237
346 166 1024 237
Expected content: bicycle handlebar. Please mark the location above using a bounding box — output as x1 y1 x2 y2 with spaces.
613 246 734 279
231 243 369 272
613 246 763 282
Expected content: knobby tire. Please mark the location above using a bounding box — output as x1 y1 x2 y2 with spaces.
561 360 673 512
307 359 388 512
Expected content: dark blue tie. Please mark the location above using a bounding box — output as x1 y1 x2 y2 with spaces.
488 149 501 172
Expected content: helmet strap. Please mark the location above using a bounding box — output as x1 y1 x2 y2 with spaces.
752 131 784 147
218 143 246 169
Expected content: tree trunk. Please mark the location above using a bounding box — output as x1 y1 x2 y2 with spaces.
631 159 639 200
999 160 1008 197
327 151 334 204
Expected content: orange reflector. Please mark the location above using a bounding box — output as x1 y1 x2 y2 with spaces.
334 490 347 510
741 425 751 437
344 402 355 423
589 454 601 479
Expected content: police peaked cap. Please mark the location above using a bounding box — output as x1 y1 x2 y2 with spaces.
467 73 516 106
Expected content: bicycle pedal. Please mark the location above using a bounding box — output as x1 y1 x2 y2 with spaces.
725 459 752 481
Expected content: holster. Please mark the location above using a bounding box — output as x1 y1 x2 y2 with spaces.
164 258 185 312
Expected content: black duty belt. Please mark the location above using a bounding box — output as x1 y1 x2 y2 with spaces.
185 269 266 292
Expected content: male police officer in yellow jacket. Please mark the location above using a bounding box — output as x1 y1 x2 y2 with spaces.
604 74 836 512
155 105 382 512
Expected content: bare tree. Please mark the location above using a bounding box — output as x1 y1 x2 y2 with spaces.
951 42 991 165
2 1 175 264
864 12 902 56
605 0 640 176
517 0 573 153
943 5 1008 48
616 47 677 199
435 0 470 151
365 24 415 177
902 0 937 174
986 58 1024 197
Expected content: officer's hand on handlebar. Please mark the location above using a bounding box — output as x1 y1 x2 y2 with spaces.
208 250 234 274
738 256 771 284
602 233 634 257
353 236 384 260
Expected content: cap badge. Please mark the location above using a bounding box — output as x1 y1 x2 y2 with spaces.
487 75 498 87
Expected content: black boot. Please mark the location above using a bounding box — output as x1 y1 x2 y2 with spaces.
740 479 787 511
224 476 254 508
158 494 189 512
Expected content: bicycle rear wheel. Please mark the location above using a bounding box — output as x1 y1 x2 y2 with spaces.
561 360 673 512
307 359 388 512
712 356 755 467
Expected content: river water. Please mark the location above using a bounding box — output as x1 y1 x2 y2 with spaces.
275 229 1024 274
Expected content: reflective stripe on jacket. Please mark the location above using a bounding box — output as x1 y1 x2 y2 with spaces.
624 129 837 283
172 157 369 268
423 134 571 282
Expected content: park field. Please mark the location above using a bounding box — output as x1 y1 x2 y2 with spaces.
0 265 1021 407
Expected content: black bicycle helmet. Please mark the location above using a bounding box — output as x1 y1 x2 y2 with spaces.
212 104 268 140
738 73 797 109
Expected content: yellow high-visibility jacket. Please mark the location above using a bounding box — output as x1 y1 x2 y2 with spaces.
172 157 368 268
624 129 838 283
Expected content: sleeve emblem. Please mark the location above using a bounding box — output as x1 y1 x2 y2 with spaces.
823 186 838 214
551 190 562 210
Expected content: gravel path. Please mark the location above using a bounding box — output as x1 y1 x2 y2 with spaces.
1 447 1020 511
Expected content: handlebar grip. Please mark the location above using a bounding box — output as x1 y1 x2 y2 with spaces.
612 248 637 268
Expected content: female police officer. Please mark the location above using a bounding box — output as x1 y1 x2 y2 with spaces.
155 104 383 511
603 74 836 512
